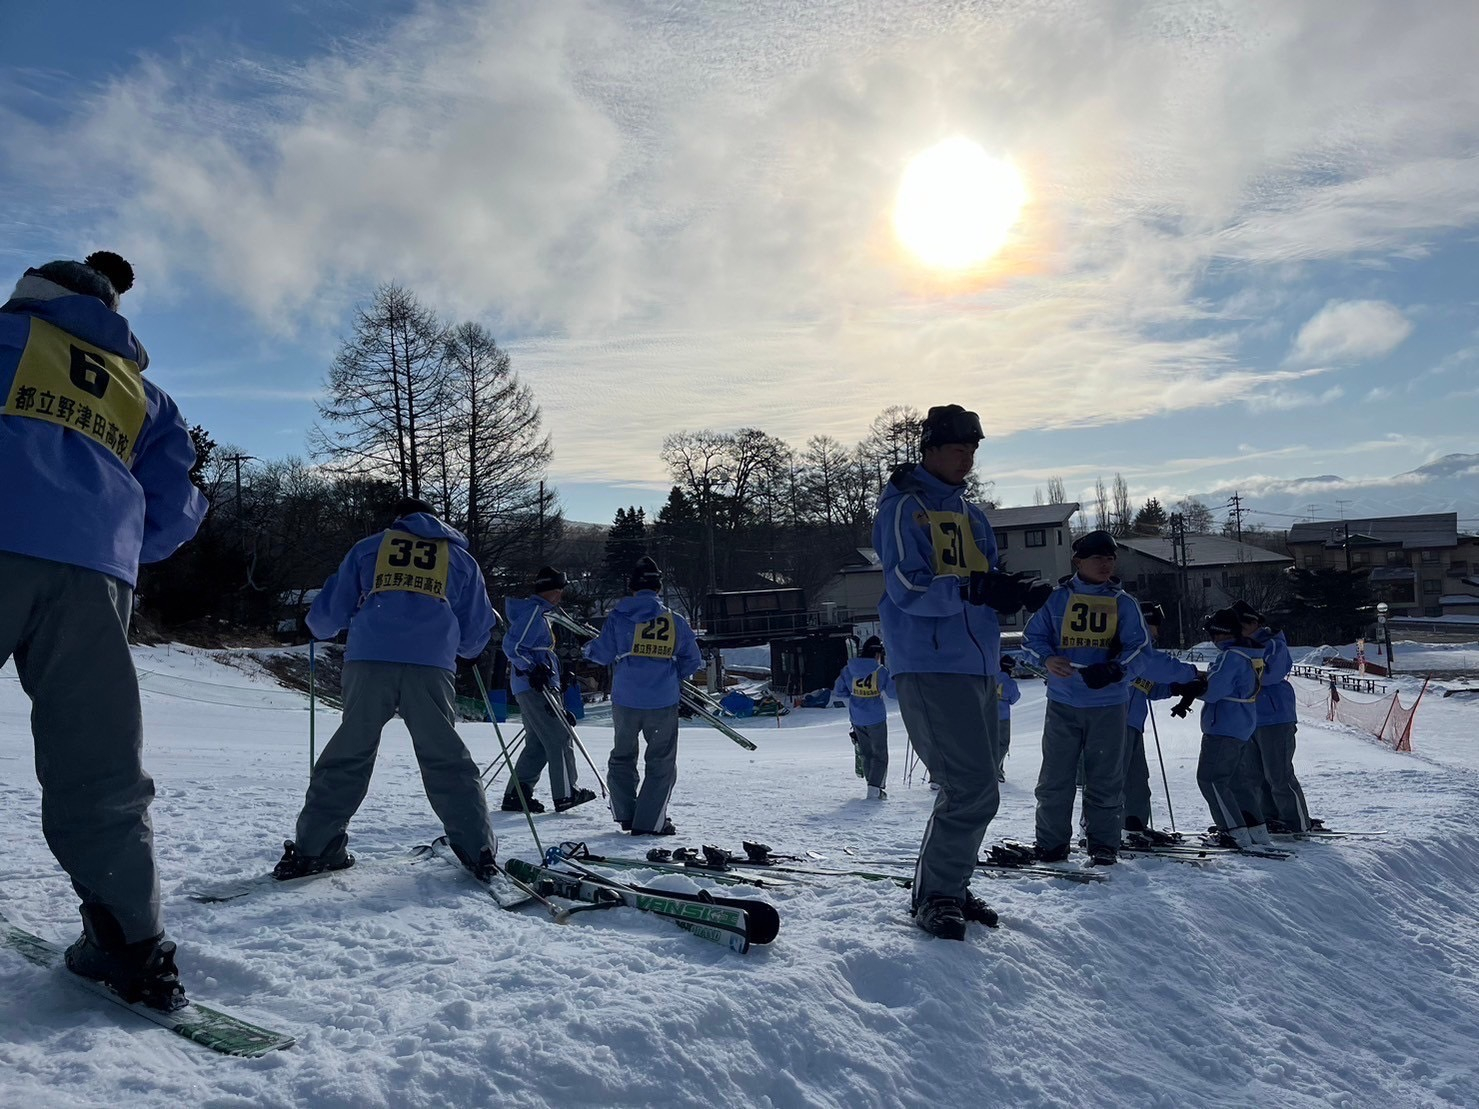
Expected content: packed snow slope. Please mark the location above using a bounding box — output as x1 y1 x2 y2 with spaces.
2 645 1478 1108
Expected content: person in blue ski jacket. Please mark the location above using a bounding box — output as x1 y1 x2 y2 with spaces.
280 499 499 882
831 636 898 798
499 566 595 814
1022 530 1150 865
584 557 702 835
995 656 1022 782
873 403 1051 940
1120 603 1199 836
1191 607 1270 849
0 251 205 1011
1235 601 1313 833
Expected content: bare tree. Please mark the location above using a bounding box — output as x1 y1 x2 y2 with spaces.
1177 497 1216 534
1111 473 1134 536
312 284 449 499
1094 477 1110 532
1046 475 1068 504
798 435 851 528
1032 487 1045 506
860 405 924 479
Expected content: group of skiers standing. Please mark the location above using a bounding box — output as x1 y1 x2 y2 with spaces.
865 403 1314 939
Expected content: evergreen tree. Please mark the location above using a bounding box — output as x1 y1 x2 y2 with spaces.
603 506 648 593
1133 497 1168 535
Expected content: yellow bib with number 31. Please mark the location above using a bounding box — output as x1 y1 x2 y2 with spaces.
3 317 148 464
927 510 992 575
371 531 450 600
631 613 677 659
851 671 881 699
1059 594 1119 649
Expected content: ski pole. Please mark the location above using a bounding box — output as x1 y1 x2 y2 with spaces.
1146 702 1176 834
308 640 316 777
479 728 526 786
474 668 543 856
542 687 609 798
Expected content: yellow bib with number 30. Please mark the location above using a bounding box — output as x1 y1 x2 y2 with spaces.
927 510 992 575
1059 594 1119 649
3 317 148 464
1131 677 1154 695
631 613 677 659
371 531 450 600
851 671 881 699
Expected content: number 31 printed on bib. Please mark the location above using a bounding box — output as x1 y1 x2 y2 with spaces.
926 510 992 575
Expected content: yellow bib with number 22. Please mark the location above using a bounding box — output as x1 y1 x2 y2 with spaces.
631 614 677 659
927 510 992 576
371 531 450 600
1059 594 1119 649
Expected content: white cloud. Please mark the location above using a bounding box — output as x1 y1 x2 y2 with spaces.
1287 300 1412 366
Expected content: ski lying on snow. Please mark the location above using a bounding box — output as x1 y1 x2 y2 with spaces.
844 845 1108 885
548 842 799 889
185 864 355 904
420 836 584 920
1275 828 1387 841
503 858 755 953
0 909 294 1057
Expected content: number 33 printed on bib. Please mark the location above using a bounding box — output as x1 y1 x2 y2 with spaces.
1059 594 1118 649
372 531 450 600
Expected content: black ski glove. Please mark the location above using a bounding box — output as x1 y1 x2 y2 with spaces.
963 570 1041 614
1169 676 1208 699
1080 661 1125 690
1022 580 1054 612
1170 695 1195 719
527 663 553 692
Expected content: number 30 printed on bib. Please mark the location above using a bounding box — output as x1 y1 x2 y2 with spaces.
1059 594 1119 649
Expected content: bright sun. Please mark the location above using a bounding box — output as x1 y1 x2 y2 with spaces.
893 137 1027 271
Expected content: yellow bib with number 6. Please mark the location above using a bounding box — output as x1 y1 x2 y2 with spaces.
1059 594 1119 649
371 531 450 600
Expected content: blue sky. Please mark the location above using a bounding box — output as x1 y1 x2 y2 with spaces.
4 1 1477 527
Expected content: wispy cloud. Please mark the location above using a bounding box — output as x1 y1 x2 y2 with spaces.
1286 300 1412 366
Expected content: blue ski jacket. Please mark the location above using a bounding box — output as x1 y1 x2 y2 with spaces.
872 464 1001 678
1200 640 1263 741
997 670 1021 722
583 591 703 710
504 594 560 697
1126 647 1198 731
0 283 206 585
830 658 897 727
307 512 496 672
1022 576 1150 707
1253 628 1297 726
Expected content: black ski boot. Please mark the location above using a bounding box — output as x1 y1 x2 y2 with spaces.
553 788 597 813
914 896 967 941
961 888 999 928
65 905 188 1011
452 843 499 882
630 818 677 837
1087 843 1118 866
501 788 546 814
273 834 355 880
1035 843 1071 863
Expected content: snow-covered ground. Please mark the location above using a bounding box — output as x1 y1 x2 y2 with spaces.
4 645 1479 1107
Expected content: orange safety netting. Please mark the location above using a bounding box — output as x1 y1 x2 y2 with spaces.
1291 677 1426 753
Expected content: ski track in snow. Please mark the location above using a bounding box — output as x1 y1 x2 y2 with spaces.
2 646 1478 1107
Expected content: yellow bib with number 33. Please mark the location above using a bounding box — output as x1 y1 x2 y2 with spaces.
371 531 450 600
3 317 148 465
1059 594 1119 649
851 671 881 699
927 510 992 576
631 613 676 659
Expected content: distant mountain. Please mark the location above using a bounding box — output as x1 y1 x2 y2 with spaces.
1198 453 1479 529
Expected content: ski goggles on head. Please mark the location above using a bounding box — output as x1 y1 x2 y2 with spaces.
920 406 984 450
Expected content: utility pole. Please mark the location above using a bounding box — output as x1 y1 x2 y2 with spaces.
222 453 254 546
1170 512 1189 647
537 480 545 560
1227 491 1244 543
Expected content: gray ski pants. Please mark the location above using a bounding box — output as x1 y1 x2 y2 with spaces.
1035 700 1128 854
1121 726 1152 830
295 661 494 859
0 552 162 944
1252 723 1310 830
507 689 579 801
853 721 889 789
996 718 1011 777
895 673 1000 908
609 704 679 831
1197 734 1264 832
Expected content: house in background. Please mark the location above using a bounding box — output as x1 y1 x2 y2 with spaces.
1116 535 1292 645
1286 512 1479 618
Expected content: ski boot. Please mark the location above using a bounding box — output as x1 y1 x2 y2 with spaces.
630 819 677 837
501 787 546 813
452 843 499 882
913 896 967 941
961 888 999 928
553 788 597 813
273 834 355 880
65 905 187 1012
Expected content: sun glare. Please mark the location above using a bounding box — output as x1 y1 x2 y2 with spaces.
893 138 1027 271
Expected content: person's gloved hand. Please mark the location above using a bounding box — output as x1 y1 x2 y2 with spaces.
963 570 1043 614
563 709 578 727
1170 695 1195 719
527 663 553 692
1169 676 1208 698
1080 661 1126 690
1022 580 1054 612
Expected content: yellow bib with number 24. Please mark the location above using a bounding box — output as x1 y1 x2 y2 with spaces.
1059 594 1119 649
927 510 992 575
851 671 881 699
371 531 450 600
